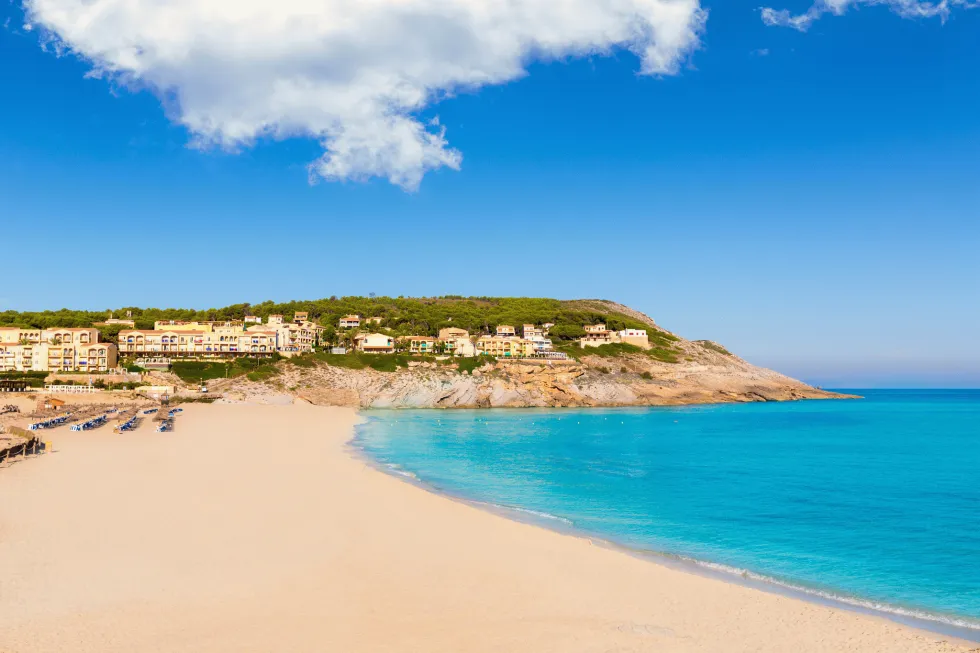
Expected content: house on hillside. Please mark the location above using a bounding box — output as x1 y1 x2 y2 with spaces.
522 324 544 339
339 315 362 329
438 327 469 340
520 324 553 353
581 323 614 348
354 333 395 354
438 328 475 357
617 329 649 348
495 325 516 337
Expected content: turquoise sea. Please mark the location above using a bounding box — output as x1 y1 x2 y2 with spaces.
354 390 980 635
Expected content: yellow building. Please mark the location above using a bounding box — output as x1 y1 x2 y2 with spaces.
118 328 278 358
405 336 438 354
495 325 516 337
0 328 117 372
73 342 118 372
476 336 534 358
0 327 43 344
0 342 39 371
259 321 321 354
438 327 469 340
152 320 244 332
581 323 614 347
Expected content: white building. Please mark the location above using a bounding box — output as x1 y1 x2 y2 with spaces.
354 333 395 354
438 328 476 357
339 314 362 329
617 329 649 348
522 324 544 339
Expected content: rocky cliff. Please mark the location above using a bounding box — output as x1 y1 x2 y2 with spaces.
204 301 849 408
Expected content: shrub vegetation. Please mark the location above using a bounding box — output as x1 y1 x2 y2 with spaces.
697 340 732 356
0 297 666 346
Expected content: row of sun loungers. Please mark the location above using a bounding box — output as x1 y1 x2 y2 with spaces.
116 415 140 432
29 414 71 430
25 404 180 434
70 414 108 431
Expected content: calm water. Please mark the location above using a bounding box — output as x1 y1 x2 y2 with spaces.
354 390 980 631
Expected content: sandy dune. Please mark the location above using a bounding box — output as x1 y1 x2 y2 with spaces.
0 403 973 652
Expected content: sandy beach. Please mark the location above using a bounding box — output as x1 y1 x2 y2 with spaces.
0 402 974 652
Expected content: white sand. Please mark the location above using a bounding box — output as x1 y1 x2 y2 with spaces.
0 403 973 652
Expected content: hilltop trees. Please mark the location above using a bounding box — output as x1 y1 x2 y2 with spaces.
1 297 655 342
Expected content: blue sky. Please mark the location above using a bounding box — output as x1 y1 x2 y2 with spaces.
0 0 977 387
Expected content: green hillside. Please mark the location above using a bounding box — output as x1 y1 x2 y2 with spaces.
0 297 665 343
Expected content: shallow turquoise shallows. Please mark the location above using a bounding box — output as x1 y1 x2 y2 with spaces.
354 390 980 631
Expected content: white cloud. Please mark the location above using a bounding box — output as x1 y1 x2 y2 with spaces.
761 0 978 31
25 0 706 190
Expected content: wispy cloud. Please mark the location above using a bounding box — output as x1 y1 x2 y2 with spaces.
24 0 706 190
752 47 771 56
761 0 978 31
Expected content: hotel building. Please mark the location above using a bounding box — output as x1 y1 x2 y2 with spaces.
476 336 535 358
0 327 117 372
118 328 279 359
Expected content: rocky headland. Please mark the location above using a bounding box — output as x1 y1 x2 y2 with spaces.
198 301 851 408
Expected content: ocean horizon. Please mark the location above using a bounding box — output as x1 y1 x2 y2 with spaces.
354 390 980 637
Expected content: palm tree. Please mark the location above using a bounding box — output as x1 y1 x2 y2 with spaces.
343 329 361 352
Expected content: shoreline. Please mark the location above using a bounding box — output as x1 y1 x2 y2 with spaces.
348 418 980 643
1 402 974 652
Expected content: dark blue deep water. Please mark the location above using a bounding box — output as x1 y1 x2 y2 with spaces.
355 390 980 630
